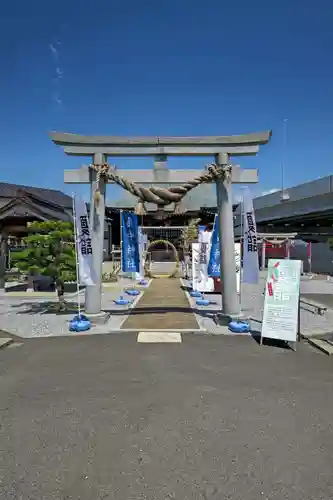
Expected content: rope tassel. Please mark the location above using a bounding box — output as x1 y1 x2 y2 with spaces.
174 200 186 214
135 200 147 216
94 189 101 205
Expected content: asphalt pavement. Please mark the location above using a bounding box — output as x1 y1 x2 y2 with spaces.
0 334 333 499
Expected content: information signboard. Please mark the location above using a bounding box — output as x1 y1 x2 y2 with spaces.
261 259 301 344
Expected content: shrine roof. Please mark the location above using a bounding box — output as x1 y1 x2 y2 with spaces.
0 182 72 209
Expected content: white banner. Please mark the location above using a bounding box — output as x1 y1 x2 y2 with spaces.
192 241 241 292
135 227 147 280
74 195 96 286
192 242 214 292
234 242 241 293
242 190 260 284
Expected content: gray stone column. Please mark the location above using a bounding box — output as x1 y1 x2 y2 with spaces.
85 152 106 316
215 152 240 319
261 239 266 270
153 155 168 182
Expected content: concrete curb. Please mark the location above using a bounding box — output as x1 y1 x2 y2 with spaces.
308 338 333 355
5 291 58 297
0 338 14 350
179 278 206 332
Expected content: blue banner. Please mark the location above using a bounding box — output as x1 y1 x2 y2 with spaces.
207 215 220 276
121 212 140 273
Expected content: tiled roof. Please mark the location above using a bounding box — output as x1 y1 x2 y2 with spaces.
0 182 72 208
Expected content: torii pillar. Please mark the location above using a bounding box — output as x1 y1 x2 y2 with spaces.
50 131 271 323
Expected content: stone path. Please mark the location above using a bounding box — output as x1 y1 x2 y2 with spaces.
121 279 200 330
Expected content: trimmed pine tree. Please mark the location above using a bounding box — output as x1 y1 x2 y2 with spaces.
13 221 76 309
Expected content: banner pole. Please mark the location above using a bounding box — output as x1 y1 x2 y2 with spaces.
239 192 244 311
72 194 81 317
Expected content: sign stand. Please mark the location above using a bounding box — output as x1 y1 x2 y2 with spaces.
260 259 301 351
290 296 302 351
260 294 301 351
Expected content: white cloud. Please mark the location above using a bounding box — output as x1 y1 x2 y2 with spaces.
260 188 280 196
232 187 280 204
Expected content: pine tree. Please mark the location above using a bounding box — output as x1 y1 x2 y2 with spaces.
13 221 76 309
181 218 201 253
180 218 201 279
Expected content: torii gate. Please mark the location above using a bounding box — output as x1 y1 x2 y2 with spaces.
50 131 271 323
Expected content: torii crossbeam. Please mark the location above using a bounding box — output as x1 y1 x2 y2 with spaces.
51 131 271 324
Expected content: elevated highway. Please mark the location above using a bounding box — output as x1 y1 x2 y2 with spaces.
234 175 333 241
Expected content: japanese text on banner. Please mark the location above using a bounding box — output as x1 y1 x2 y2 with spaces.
74 195 96 286
207 216 220 276
78 215 92 255
121 212 140 273
242 190 260 284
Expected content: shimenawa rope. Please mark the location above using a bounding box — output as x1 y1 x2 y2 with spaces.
90 162 232 215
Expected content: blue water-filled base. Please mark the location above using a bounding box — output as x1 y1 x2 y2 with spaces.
228 321 250 333
190 291 202 298
196 298 210 306
69 314 91 332
125 289 140 296
138 279 148 286
114 296 131 305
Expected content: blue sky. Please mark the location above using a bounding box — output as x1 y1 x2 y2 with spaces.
1 0 332 204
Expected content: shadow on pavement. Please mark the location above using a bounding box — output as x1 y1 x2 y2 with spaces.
251 329 294 350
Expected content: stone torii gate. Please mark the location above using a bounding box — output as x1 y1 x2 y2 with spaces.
50 131 271 322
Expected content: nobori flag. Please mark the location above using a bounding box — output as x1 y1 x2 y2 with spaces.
121 212 140 273
74 195 96 286
242 190 259 284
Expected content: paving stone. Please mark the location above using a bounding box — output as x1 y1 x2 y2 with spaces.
137 332 182 343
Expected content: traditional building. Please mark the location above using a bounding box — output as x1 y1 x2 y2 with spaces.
0 182 73 269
